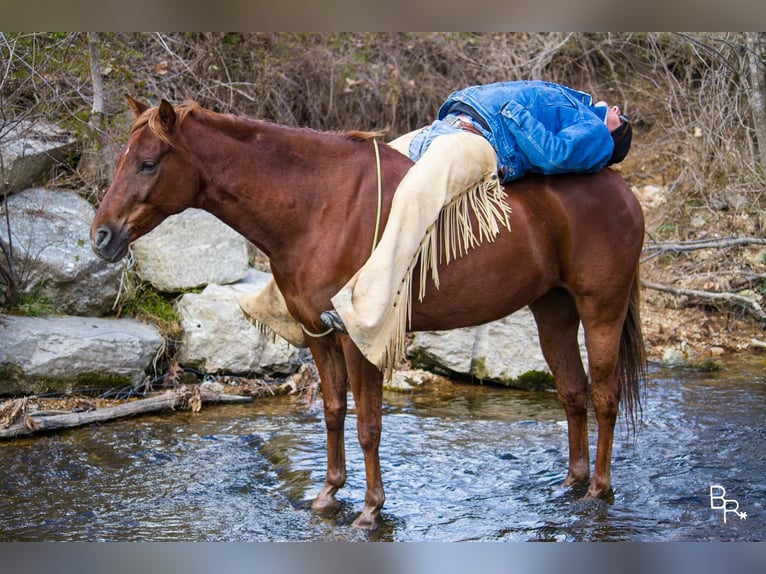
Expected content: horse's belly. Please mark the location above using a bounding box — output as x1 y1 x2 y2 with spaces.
409 252 551 332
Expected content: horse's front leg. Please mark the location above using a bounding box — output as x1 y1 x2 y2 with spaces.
342 338 385 529
308 338 349 513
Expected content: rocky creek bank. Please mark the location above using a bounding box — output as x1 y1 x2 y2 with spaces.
3 128 763 398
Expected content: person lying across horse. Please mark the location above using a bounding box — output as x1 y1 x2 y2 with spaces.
240 80 632 372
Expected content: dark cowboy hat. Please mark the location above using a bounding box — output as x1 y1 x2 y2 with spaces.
607 115 632 165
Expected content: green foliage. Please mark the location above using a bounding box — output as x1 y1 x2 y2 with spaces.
12 290 57 317
512 370 555 391
120 281 182 338
695 358 724 373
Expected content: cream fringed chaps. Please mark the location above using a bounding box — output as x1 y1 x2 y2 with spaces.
382 175 509 378
331 131 512 377
239 130 512 378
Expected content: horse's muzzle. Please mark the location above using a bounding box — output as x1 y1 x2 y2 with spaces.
91 225 129 263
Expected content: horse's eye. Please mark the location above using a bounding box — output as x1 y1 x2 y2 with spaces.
139 160 158 173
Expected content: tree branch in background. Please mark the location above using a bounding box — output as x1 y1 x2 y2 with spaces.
641 280 766 322
642 235 766 261
641 235 766 321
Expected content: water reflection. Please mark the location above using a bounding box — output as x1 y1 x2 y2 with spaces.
1 356 764 541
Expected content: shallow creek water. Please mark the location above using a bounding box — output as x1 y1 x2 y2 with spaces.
1 356 764 541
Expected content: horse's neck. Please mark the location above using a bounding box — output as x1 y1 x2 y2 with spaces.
188 116 316 259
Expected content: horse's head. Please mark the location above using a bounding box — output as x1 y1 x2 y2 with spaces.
91 96 201 262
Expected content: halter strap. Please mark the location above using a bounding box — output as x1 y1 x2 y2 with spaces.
302 138 383 339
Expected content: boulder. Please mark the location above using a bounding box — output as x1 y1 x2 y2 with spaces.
407 307 587 390
384 368 448 392
0 120 77 195
131 208 249 292
175 269 304 375
0 314 163 395
1 188 124 315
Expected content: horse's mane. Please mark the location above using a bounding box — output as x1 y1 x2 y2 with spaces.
343 130 385 142
132 99 385 145
131 100 202 144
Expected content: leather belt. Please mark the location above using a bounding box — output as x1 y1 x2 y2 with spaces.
444 113 484 137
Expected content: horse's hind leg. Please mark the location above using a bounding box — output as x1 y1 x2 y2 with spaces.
577 296 628 499
308 339 349 513
342 338 385 530
530 289 590 486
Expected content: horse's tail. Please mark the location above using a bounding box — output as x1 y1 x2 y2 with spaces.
619 265 648 433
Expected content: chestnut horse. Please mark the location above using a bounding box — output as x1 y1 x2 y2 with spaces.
91 98 646 530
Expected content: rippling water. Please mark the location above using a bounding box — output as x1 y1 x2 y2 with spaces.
1 356 764 541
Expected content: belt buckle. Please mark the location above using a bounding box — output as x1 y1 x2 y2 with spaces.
444 114 461 128
445 113 480 136
455 113 472 129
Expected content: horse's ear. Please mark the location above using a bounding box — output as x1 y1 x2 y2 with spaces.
125 94 149 118
158 99 176 133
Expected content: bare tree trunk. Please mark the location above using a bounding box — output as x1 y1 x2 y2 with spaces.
88 32 105 129
745 32 766 171
79 31 117 191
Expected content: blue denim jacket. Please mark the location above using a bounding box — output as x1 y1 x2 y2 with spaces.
410 81 614 183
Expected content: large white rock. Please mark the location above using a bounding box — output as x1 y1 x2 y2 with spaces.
131 208 249 292
175 269 302 375
472 311 555 380
1 188 124 315
0 314 163 395
0 120 77 195
407 307 587 389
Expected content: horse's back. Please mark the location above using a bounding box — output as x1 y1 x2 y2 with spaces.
409 169 644 331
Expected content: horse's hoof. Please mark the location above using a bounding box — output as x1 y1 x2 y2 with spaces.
583 482 614 501
352 509 379 530
311 494 340 515
562 472 589 487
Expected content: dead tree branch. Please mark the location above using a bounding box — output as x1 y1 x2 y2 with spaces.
641 280 766 321
641 234 766 320
643 236 766 262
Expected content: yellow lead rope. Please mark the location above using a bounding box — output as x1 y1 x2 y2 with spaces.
371 138 382 255
302 138 383 339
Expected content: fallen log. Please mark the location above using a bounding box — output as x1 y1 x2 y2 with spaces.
0 385 252 440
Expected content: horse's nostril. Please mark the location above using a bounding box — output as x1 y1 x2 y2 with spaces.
95 227 112 250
